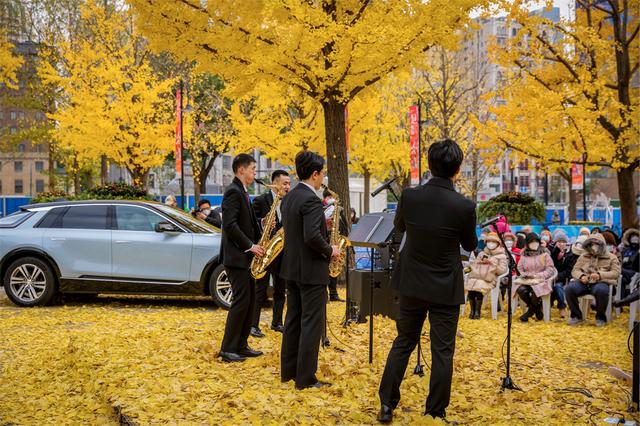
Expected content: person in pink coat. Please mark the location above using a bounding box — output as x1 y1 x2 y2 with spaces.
512 233 557 322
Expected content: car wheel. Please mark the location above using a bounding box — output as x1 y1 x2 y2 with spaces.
209 264 232 310
3 257 57 307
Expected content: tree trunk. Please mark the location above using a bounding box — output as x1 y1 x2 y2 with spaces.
471 150 479 203
617 166 638 229
194 174 201 204
200 156 216 194
363 168 370 214
100 155 108 185
559 169 577 221
322 99 351 227
73 157 80 194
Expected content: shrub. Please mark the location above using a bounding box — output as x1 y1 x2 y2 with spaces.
478 192 545 225
29 183 150 204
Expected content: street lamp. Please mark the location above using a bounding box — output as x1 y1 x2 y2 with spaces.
178 80 194 211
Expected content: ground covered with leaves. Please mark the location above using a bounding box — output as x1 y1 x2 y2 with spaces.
0 290 636 425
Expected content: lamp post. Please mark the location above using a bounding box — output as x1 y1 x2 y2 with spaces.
179 80 185 210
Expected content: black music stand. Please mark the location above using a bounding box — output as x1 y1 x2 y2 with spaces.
348 213 396 364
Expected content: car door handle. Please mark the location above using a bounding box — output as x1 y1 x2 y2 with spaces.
50 237 66 241
114 240 131 244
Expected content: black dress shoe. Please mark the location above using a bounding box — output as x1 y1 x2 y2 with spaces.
270 324 284 333
239 347 263 357
219 352 246 362
250 327 265 338
378 404 393 424
295 380 331 390
329 295 345 302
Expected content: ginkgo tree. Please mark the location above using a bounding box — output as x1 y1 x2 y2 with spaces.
0 29 22 90
39 0 175 189
479 0 639 228
129 0 488 214
348 74 411 212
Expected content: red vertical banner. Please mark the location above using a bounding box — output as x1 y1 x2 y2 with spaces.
175 89 182 177
409 105 420 186
344 105 350 162
571 163 583 190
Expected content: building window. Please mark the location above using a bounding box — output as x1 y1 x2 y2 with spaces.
15 179 23 194
18 111 25 120
36 179 45 193
10 111 16 120
0 111 4 119
15 161 23 172
18 143 26 152
35 161 44 171
512 28 517 36
10 127 17 134
36 111 44 120
36 144 45 153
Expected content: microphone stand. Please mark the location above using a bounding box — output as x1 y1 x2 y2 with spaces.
495 228 523 391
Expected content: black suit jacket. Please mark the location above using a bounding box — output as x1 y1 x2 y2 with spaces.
280 183 333 286
391 177 477 305
252 191 282 233
220 177 261 269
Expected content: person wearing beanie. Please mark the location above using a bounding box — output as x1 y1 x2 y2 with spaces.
579 227 591 237
619 229 640 297
549 231 577 318
513 233 557 322
464 232 508 319
565 233 621 327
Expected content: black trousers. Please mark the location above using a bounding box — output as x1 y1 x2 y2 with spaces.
281 280 326 388
220 267 255 353
253 271 286 328
379 295 460 417
328 276 339 298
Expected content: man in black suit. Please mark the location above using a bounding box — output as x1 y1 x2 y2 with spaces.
219 154 265 363
251 169 291 337
280 151 339 390
378 139 478 423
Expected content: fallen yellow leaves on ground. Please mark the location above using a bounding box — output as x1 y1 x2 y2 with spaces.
0 291 636 425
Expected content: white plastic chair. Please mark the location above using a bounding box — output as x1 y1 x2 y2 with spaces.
578 284 613 323
460 262 506 320
512 270 557 323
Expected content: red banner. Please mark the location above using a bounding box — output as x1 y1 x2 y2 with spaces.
344 105 350 162
409 105 420 186
175 89 182 177
571 163 583 190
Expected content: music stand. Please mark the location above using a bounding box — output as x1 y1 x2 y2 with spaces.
348 213 396 363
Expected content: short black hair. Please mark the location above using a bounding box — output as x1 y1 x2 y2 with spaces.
427 139 464 179
198 199 211 208
295 151 324 180
323 188 332 199
232 153 256 173
271 169 289 181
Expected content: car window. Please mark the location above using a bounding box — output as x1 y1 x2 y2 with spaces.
116 205 164 232
0 210 33 227
154 204 219 234
59 205 109 230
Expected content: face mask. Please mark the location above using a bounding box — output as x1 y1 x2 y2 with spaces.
486 242 499 250
505 241 514 249
589 245 600 255
528 242 540 251
541 236 550 242
574 243 582 250
607 245 615 252
202 209 211 216
631 237 639 245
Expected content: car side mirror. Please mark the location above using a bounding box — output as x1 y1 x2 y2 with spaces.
155 221 180 233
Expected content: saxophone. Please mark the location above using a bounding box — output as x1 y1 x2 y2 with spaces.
322 184 349 278
250 183 285 280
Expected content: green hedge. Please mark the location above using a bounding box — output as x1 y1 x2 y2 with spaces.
30 183 151 204
478 192 545 225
